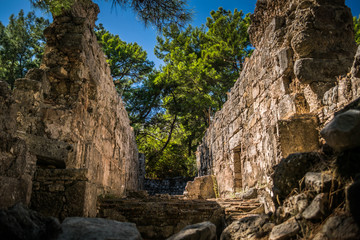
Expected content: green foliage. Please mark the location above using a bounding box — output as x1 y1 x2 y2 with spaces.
354 15 360 45
148 8 252 176
137 113 197 178
95 24 154 96
0 10 49 87
124 8 251 178
30 0 192 29
29 0 77 16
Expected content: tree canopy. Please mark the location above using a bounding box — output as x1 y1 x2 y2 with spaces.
95 24 154 96
133 8 252 178
0 10 49 87
354 15 360 45
94 8 252 178
29 0 192 30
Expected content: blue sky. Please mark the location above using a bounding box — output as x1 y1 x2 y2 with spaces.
1 0 360 67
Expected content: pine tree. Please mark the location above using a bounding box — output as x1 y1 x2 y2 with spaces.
0 10 49 87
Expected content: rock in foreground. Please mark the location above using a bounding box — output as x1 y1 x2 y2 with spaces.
167 222 216 240
0 204 61 240
57 217 142 240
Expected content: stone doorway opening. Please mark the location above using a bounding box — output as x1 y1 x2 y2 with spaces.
233 145 242 192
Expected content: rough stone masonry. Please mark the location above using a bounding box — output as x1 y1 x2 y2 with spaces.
0 1 139 218
197 0 358 197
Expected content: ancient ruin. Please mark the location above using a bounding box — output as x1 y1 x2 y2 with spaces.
0 1 139 218
1 0 360 239
197 0 358 197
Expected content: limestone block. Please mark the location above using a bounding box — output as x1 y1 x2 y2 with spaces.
280 193 309 219
220 214 271 240
235 188 258 200
304 172 334 193
302 193 328 220
184 176 216 199
278 95 296 120
294 58 347 84
167 222 216 240
58 217 142 240
278 115 319 158
269 217 300 240
17 133 74 169
320 109 360 152
276 48 293 77
258 189 276 214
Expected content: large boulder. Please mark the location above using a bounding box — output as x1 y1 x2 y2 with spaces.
320 109 360 152
166 222 216 240
220 214 271 240
184 176 216 199
57 217 142 240
302 193 328 221
0 204 61 240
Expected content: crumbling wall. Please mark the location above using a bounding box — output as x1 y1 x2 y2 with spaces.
0 81 37 209
0 1 139 216
197 0 357 197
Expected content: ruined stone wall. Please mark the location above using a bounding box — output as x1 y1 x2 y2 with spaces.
197 0 357 197
0 1 139 215
144 177 193 195
0 81 37 208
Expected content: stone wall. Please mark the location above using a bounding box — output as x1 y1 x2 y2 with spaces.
98 196 225 239
197 0 358 197
0 1 139 216
144 177 193 195
0 81 37 209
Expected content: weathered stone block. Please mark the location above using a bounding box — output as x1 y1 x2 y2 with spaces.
294 58 348 84
167 221 216 240
278 115 319 158
280 193 309 219
220 214 270 240
321 109 360 152
302 193 328 220
269 217 300 240
184 176 216 199
17 133 74 169
304 172 334 193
